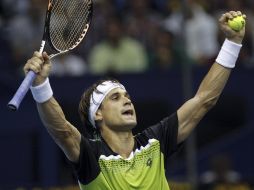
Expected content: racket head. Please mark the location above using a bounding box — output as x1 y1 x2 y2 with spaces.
46 0 93 55
7 0 93 111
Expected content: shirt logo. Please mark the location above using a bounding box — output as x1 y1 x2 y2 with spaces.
146 158 152 167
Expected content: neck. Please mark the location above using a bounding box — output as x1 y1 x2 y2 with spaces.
101 127 134 159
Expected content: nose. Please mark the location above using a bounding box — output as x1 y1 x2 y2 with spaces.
123 96 131 105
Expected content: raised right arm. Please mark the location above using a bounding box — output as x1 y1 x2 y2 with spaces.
24 52 81 163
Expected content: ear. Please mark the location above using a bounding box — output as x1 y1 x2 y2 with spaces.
94 108 103 122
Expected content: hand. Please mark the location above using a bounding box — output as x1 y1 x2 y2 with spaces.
219 11 246 44
23 51 51 86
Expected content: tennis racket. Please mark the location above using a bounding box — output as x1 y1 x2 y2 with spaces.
8 0 93 111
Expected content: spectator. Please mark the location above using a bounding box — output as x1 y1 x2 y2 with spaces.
124 0 162 51
150 29 176 71
89 15 148 74
75 0 118 59
6 0 44 74
163 0 219 66
51 54 88 77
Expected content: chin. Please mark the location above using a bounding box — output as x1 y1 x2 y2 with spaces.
123 120 137 130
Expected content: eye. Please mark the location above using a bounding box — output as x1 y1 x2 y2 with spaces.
111 94 119 100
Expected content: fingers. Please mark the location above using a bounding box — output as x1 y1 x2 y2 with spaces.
33 51 50 63
24 51 45 74
219 11 245 23
33 51 43 60
219 10 246 43
219 13 232 24
229 11 239 17
236 11 242 16
40 60 52 78
24 58 43 74
42 52 49 62
42 52 50 65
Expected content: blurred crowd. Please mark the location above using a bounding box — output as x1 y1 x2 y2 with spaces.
1 1 254 189
1 0 254 77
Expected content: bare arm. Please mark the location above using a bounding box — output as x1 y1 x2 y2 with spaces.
177 11 246 143
177 63 230 143
37 98 81 162
24 52 81 162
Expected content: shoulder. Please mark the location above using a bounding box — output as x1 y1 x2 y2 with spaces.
136 113 178 141
80 136 103 155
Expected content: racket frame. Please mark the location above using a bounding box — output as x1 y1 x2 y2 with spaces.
7 0 93 111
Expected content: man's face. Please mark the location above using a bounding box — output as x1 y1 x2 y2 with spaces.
96 88 137 131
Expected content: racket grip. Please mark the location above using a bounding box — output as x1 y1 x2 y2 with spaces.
7 71 37 111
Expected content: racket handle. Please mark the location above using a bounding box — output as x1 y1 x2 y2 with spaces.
7 71 37 111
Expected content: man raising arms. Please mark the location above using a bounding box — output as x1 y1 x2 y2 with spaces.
24 11 246 190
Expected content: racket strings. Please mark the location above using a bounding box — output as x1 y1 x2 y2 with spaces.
49 0 92 51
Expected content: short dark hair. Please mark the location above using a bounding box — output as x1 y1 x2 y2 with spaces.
78 78 121 138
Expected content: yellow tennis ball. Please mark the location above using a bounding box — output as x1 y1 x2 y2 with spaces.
228 16 245 31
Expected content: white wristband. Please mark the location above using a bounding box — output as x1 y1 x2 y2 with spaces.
216 39 242 68
30 78 53 103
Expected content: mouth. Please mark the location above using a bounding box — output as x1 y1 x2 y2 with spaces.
122 109 134 116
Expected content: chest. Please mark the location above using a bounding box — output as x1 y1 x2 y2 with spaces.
97 140 168 189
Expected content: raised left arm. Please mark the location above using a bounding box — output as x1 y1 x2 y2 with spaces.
177 11 246 143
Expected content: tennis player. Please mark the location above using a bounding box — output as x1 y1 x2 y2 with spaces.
24 11 246 190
